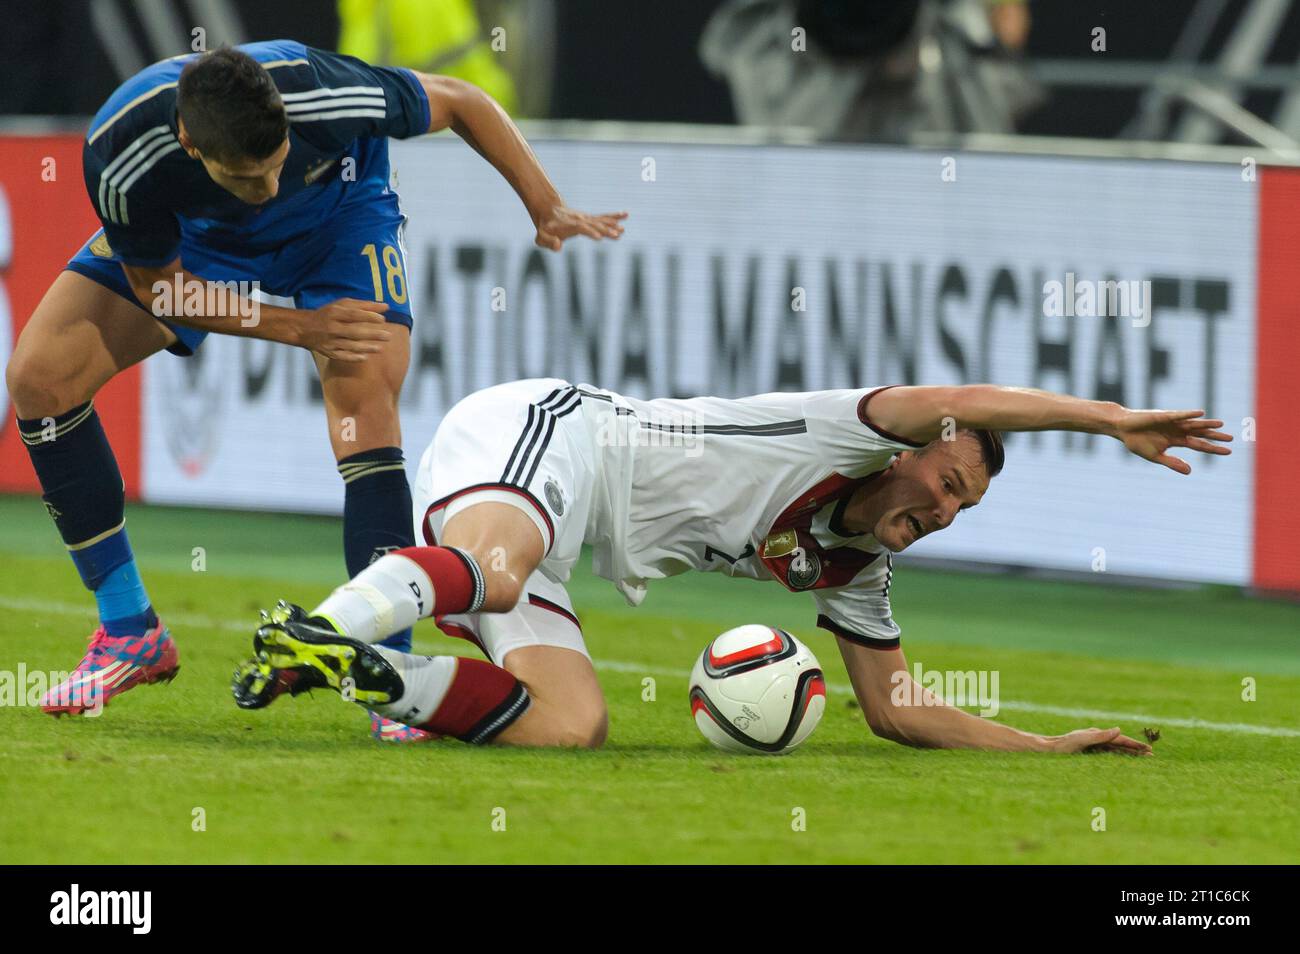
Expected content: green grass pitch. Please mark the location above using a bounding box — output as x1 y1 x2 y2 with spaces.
0 494 1297 864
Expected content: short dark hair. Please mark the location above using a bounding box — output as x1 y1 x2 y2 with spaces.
177 47 288 163
970 429 1005 479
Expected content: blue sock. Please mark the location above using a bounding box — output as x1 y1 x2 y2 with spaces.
83 534 156 636
18 402 157 636
339 447 414 652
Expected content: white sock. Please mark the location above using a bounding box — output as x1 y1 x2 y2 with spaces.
312 553 434 643
369 649 457 726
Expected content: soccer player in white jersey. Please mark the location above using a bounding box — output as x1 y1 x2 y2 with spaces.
233 379 1231 753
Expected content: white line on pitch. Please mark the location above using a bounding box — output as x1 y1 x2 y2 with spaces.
5 595 1298 739
590 660 1300 738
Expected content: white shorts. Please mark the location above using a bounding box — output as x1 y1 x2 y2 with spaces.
436 572 588 665
411 378 596 663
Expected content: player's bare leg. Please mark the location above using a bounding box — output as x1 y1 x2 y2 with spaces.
234 501 608 747
312 322 407 462
438 505 607 747
437 501 545 613
490 645 608 748
391 504 607 746
381 503 588 745
7 271 173 417
6 272 179 714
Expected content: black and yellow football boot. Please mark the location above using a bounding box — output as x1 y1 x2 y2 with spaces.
231 600 402 709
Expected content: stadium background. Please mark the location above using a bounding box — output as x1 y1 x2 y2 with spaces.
3 0 1298 593
1 0 1298 866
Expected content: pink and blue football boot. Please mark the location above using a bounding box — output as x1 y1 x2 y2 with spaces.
40 619 179 716
369 711 436 743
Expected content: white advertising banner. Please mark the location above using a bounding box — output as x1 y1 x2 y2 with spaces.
142 139 1257 584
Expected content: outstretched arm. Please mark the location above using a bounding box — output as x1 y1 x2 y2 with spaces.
866 385 1232 474
414 73 627 250
837 638 1152 755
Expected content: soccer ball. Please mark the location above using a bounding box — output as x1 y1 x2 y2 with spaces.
689 625 826 754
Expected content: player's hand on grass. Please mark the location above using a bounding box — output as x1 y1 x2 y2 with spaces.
533 206 628 251
301 298 392 362
1047 726 1153 756
1112 408 1233 474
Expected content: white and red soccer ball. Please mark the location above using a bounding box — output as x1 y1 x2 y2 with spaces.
689 625 825 754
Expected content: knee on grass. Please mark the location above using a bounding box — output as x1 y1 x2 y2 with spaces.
525 700 609 749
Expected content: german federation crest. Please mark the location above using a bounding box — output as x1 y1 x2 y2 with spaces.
544 479 565 516
787 550 822 589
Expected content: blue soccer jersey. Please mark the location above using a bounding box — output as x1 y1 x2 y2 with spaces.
69 40 432 354
82 39 430 266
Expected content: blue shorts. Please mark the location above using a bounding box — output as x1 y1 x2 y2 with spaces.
66 202 414 356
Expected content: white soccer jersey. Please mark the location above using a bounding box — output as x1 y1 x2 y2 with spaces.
414 379 920 652
574 383 920 647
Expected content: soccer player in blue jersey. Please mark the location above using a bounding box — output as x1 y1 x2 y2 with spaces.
4 41 626 737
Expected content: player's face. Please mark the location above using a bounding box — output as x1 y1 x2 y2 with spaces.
198 137 291 205
872 436 989 552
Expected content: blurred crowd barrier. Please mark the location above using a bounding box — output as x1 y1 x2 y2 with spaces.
0 128 1296 592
